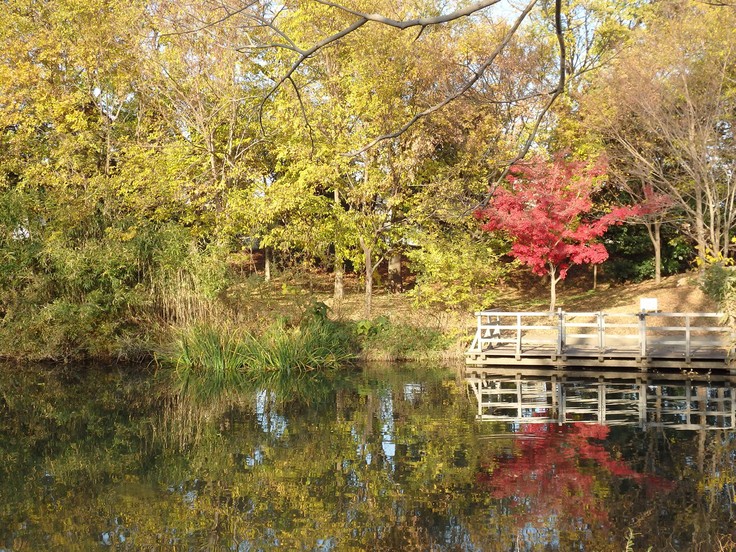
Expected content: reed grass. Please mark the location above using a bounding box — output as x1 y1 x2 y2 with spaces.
168 323 252 399
163 305 358 400
252 317 356 374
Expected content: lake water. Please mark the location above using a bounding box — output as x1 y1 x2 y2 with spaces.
1 363 734 551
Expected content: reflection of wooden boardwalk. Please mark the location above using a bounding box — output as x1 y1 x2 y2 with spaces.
466 368 736 430
466 311 734 370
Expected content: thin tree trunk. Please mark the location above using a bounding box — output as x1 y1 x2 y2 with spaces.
653 220 662 283
104 118 111 177
334 258 344 301
333 189 344 301
388 251 402 292
361 237 372 318
695 187 707 265
644 220 663 283
549 263 558 314
593 264 597 291
264 246 271 282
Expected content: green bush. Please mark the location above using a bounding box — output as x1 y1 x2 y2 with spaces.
356 316 450 360
406 230 508 311
699 263 736 303
0 208 152 360
0 191 232 360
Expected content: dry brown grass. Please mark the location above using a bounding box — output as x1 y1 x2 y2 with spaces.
326 270 717 320
556 273 718 314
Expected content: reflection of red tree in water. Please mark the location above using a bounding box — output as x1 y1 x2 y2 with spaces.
476 423 672 528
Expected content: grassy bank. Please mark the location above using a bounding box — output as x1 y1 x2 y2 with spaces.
162 305 359 399
0 254 720 369
159 298 462 399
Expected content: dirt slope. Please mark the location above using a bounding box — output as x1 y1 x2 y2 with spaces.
558 273 718 314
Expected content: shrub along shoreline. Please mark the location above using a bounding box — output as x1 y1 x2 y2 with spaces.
1 239 720 383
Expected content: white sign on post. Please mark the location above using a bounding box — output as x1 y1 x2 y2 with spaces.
640 297 658 312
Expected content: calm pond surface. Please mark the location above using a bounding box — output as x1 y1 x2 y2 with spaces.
1 363 735 551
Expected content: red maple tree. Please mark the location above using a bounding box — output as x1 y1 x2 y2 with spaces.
476 155 640 311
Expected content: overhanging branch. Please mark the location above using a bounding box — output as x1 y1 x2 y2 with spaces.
312 0 503 29
347 0 538 156
477 0 567 209
255 0 535 144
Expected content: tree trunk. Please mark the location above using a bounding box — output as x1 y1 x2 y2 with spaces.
104 117 112 177
549 264 558 314
364 250 373 319
264 246 272 282
361 238 373 318
388 251 402 292
644 220 663 283
653 220 662 283
695 187 707 266
593 264 597 291
333 189 344 301
334 258 344 301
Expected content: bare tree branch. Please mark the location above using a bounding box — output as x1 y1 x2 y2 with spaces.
347 0 538 156
509 0 565 158
476 0 566 209
156 0 567 174
257 16 369 132
236 8 303 54
286 75 316 156
312 0 503 29
254 0 529 141
158 0 259 38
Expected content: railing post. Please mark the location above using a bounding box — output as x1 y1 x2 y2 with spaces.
597 312 605 354
557 308 564 357
560 310 567 356
639 311 647 361
491 314 501 348
685 314 691 363
515 314 522 359
472 313 482 352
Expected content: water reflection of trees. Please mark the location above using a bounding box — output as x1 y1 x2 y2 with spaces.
1 364 735 550
468 369 736 551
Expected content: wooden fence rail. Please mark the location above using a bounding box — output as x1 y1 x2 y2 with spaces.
466 310 734 368
466 372 736 430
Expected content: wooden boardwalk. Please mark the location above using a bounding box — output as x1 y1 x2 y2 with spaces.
466 310 735 370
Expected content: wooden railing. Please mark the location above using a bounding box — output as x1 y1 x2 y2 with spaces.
467 373 736 430
468 310 734 362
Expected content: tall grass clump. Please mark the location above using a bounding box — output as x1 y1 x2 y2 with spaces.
253 313 356 377
163 303 358 399
166 323 252 399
